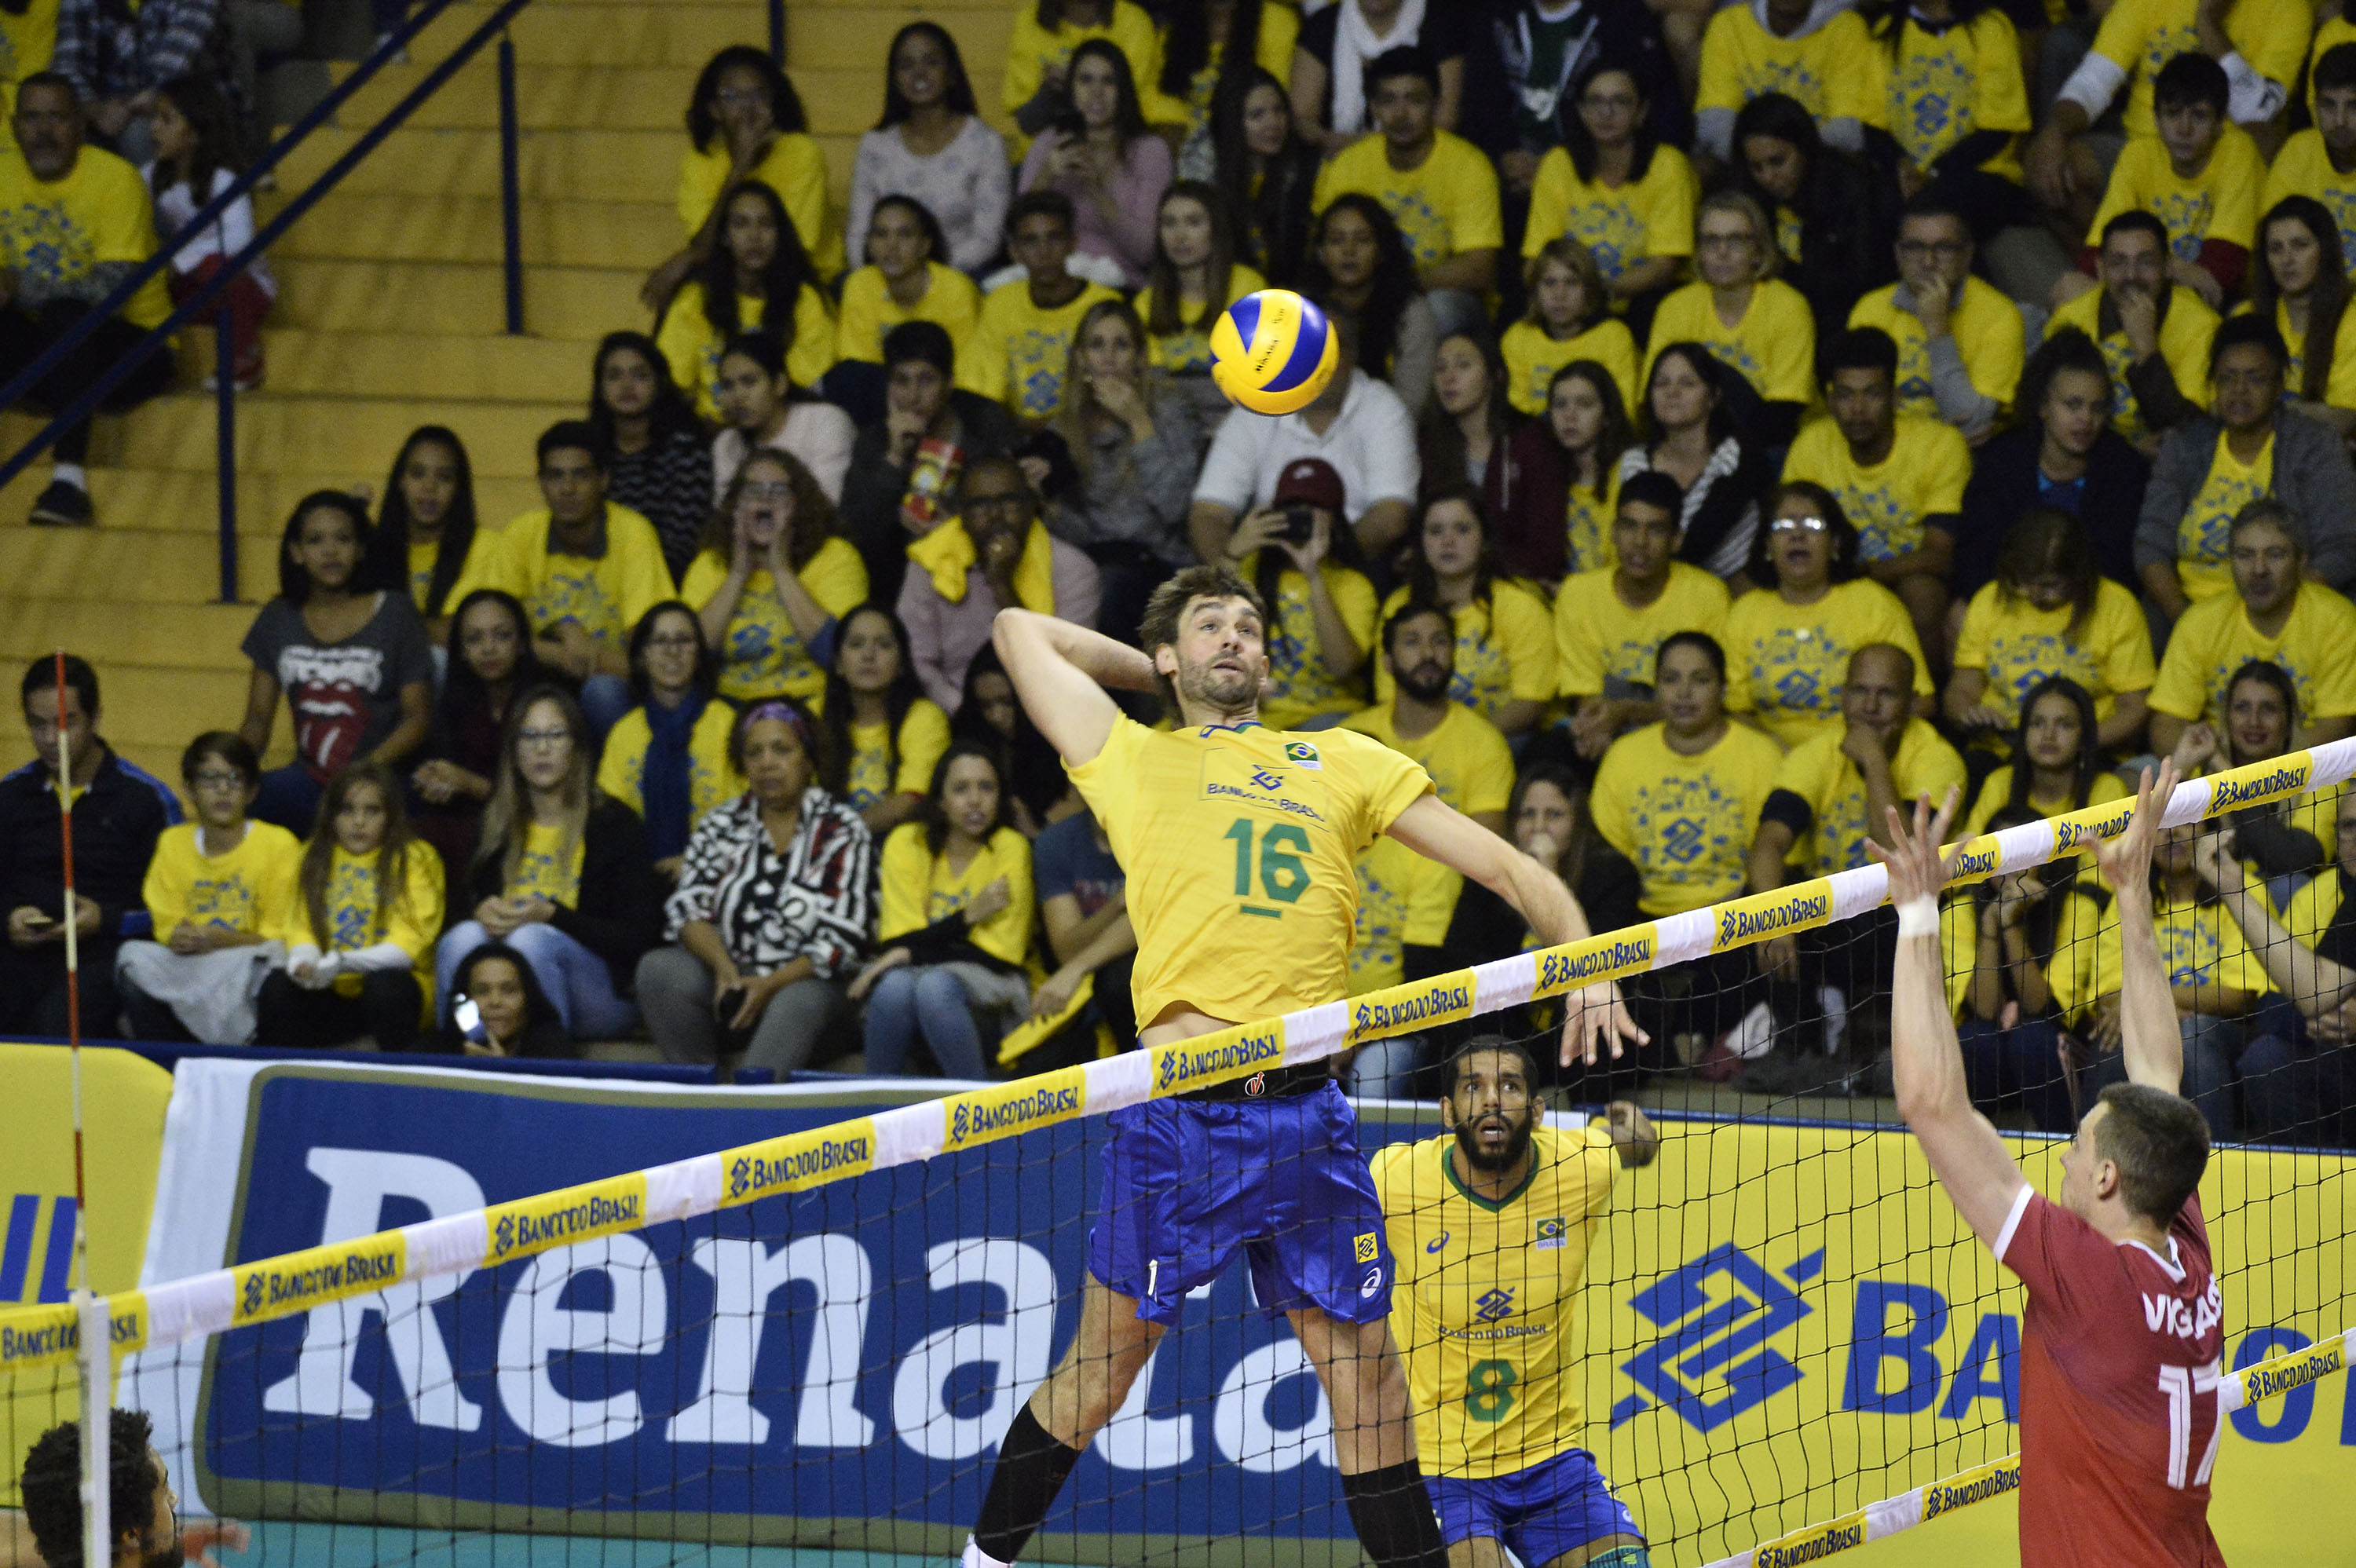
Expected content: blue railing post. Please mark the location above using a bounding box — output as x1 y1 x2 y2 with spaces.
214 307 236 603
768 0 785 66
499 31 523 334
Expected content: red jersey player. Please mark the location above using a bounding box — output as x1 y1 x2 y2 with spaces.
1876 761 2226 1568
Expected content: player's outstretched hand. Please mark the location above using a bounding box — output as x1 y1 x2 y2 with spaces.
183 1519 251 1567
1605 1100 1658 1167
1864 785 1963 908
1560 980 1647 1069
2091 758 2181 897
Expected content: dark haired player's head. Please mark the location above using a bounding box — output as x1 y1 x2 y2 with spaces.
19 1409 179 1568
1442 1037 1542 1175
1381 602 1455 702
2069 1082 2211 1228
1138 565 1271 723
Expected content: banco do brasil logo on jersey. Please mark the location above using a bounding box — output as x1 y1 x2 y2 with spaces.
1611 1244 1822 1433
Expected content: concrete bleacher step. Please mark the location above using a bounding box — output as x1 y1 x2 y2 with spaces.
0 528 286 605
262 327 588 403
86 393 576 478
272 257 641 340
0 599 294 667
406 2 774 68
276 125 682 203
266 192 677 272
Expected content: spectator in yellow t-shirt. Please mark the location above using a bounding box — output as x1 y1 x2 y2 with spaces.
1558 470 1733 758
2250 196 2356 443
1375 488 1555 737
1848 195 2025 441
1501 238 1641 416
1341 602 1514 828
958 190 1123 424
1694 0 1875 159
0 75 171 526
1003 0 1163 155
1644 188 1817 443
1724 482 1934 744
834 196 982 374
2132 316 2356 620
1311 46 1502 341
2044 210 2218 453
1782 326 1968 673
656 180 836 421
2169 658 2346 884
1859 0 2029 239
2078 53 2261 312
1520 67 1696 320
1135 180 1265 379
2148 499 2356 755
1958 675 2133 841
850 743 1035 1078
451 422 674 738
642 47 841 313
594 604 744 879
1946 506 2154 755
817 603 952 839
683 448 871 707
2263 45 2356 287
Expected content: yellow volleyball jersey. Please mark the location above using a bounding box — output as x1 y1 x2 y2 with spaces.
1066 715 1432 1028
1374 1121 1621 1479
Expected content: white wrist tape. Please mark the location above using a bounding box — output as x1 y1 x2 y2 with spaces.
1894 897 1940 938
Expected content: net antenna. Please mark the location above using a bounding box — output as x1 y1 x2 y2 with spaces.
53 650 111 1568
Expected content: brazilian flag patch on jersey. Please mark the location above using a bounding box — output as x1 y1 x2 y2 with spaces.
1535 1216 1567 1250
1284 740 1323 770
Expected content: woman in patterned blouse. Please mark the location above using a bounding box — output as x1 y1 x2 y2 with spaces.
637 696 876 1075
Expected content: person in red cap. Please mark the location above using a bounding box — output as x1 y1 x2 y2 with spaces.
1202 454 1385 729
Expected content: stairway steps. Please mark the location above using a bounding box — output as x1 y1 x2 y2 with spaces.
259 327 588 402
265 191 677 270
272 256 642 339
83 392 577 479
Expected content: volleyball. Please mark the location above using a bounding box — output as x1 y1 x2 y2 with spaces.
1210 288 1339 415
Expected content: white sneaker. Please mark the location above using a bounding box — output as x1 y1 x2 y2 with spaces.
1729 1000 1776 1060
1819 985 1849 1056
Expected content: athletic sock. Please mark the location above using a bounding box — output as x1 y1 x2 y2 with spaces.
1586 1548 1652 1568
1339 1459 1449 1568
51 462 86 491
969 1402 1084 1565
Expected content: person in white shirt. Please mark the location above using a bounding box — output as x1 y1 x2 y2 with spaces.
1187 316 1421 561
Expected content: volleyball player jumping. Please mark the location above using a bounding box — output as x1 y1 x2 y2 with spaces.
1879 761 2226 1567
963 567 1638 1568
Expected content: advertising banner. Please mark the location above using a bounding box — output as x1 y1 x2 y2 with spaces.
122 1058 2355 1565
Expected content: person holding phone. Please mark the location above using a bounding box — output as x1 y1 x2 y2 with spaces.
437 941 571 1058
1213 457 1381 731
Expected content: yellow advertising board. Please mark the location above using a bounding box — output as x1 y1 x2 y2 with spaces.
0 1044 172 1505
1568 1119 2354 1566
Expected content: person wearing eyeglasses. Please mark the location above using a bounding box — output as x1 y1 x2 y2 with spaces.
898 455 1103 715
433 684 664 1044
594 604 744 884
1847 194 2025 444
1721 481 1933 747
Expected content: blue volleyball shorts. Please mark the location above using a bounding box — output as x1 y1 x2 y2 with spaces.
1427 1447 1644 1566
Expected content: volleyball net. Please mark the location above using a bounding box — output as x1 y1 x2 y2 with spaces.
4 744 2354 1566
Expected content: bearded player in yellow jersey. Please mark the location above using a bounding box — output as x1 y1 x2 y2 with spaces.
1376 1039 1659 1568
963 566 1641 1568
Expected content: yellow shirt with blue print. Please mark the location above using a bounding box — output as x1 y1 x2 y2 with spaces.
1372 584 1558 726
1142 1 1297 130
595 700 745 832
675 131 843 279
1312 130 1506 270
842 699 952 811
656 282 837 419
2149 580 2356 727
1348 834 1462 996
1242 554 1381 729
1960 765 2132 841
510 821 585 905
1338 701 1515 822
1501 317 1640 418
2089 0 2310 138
142 821 302 940
1721 579 1934 746
1520 142 1696 283
292 843 446 1000
1645 277 1819 406
1374 1123 1622 1479
1066 715 1433 1026
1862 10 2029 181
2171 428 2274 603
957 277 1124 422
1848 276 2025 422
0 144 169 329
2263 131 2356 287
1136 262 1266 375
2044 283 2218 448
2252 295 2356 413
1771 717 1968 877
679 538 871 702
1696 4 1877 124
1554 563 1732 699
1593 720 1785 914
1950 576 2155 729
1781 412 1970 565
2087 126 2265 265
453 504 672 651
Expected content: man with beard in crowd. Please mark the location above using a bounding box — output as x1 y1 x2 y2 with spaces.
1372 1037 1659 1568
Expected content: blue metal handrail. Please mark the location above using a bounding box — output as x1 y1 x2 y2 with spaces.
0 0 537 601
